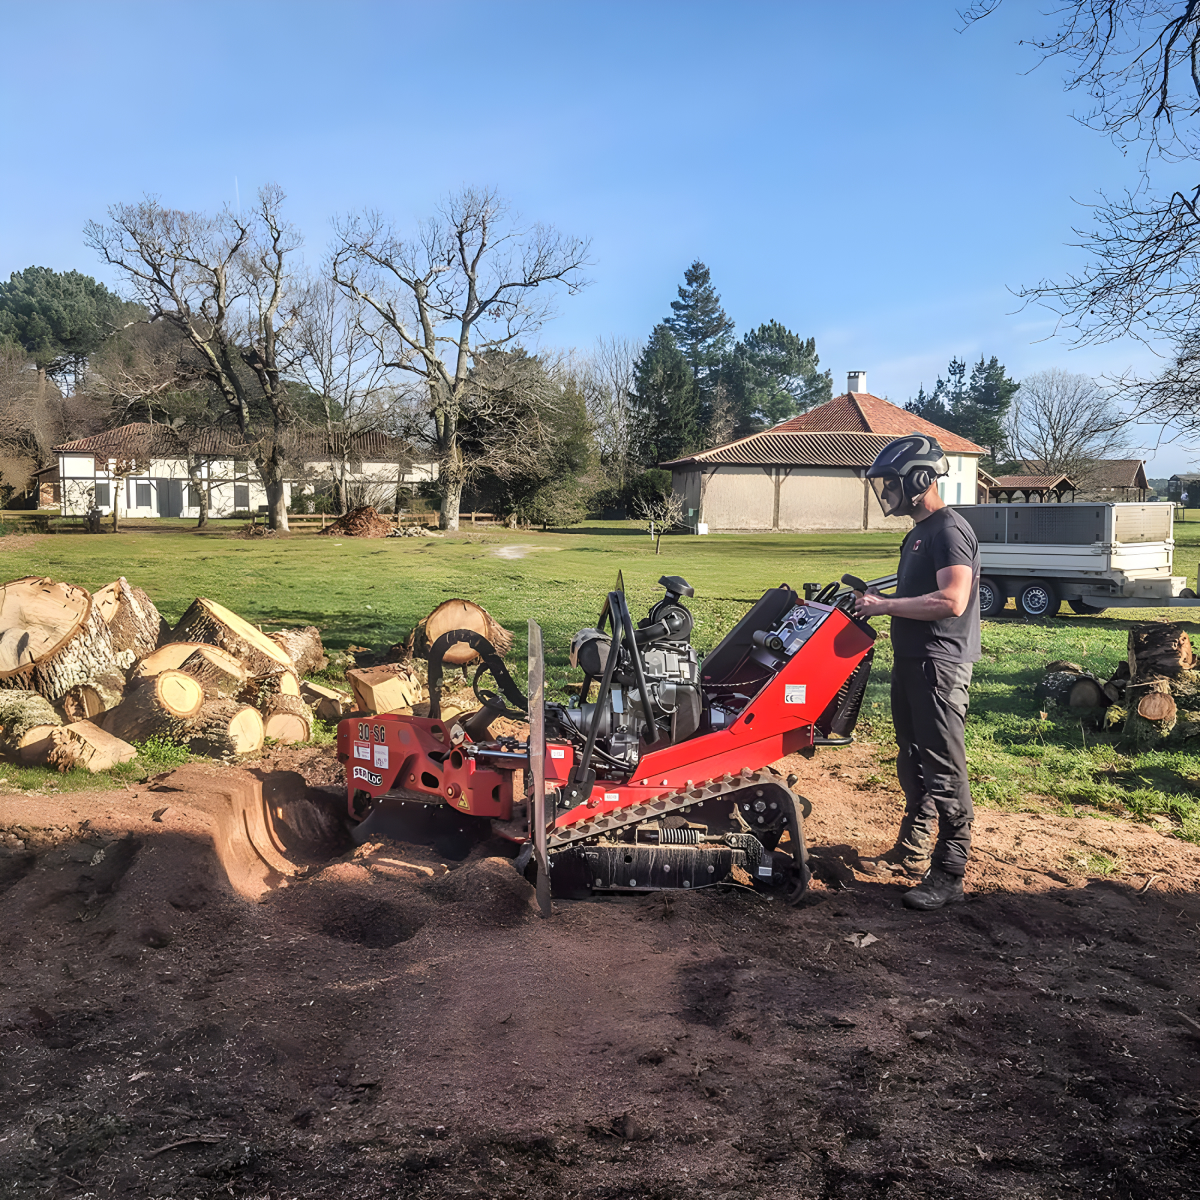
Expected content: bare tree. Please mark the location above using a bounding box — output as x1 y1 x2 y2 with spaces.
331 187 590 530
1005 368 1134 485
583 335 641 489
85 185 302 530
292 273 394 514
633 490 685 555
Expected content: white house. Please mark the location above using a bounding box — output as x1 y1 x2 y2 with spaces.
49 423 437 519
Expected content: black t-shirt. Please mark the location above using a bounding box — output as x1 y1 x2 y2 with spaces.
890 506 981 663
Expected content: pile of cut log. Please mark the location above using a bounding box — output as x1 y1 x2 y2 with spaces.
0 577 359 773
318 506 394 538
1038 621 1200 746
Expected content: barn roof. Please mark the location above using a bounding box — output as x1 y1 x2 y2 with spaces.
990 474 1076 489
1085 459 1148 489
661 430 901 468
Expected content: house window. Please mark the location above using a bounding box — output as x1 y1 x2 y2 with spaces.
957 456 962 472
135 482 151 507
188 485 202 509
234 483 250 510
956 482 962 504
234 461 249 477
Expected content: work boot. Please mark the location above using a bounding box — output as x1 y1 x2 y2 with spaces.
856 845 930 879
902 866 965 911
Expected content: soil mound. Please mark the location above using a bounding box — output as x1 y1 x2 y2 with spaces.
317 505 393 538
427 853 538 924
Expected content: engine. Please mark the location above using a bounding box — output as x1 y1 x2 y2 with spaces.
546 576 702 774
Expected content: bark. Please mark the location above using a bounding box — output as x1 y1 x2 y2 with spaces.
187 453 209 529
186 698 263 757
262 694 312 743
1039 670 1107 711
0 577 121 706
60 672 126 722
101 670 206 743
171 598 294 676
242 670 302 712
95 577 165 665
1128 623 1194 678
0 691 62 760
48 721 137 773
269 626 327 677
1125 678 1179 744
132 642 248 696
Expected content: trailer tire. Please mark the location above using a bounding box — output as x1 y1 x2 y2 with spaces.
1017 581 1061 619
978 576 1006 618
1068 598 1108 615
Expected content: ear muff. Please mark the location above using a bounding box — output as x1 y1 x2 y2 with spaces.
905 467 934 500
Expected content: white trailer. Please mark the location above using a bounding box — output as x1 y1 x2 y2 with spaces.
952 503 1200 618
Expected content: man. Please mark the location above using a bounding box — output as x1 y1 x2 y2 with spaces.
853 434 980 911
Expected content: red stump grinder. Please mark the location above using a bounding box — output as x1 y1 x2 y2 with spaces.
338 573 879 913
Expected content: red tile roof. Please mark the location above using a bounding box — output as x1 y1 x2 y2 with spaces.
773 392 984 454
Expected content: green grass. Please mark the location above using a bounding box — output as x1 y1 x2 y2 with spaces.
4 518 1200 843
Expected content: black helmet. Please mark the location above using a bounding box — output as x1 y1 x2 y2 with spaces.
865 434 949 517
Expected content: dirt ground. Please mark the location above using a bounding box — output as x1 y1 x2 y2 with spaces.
2 743 1199 1200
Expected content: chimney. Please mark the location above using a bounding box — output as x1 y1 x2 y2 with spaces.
847 370 867 394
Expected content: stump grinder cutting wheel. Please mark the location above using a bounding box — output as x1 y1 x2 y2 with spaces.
337 572 884 912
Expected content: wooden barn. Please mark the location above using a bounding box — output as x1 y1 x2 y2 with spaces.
664 373 983 533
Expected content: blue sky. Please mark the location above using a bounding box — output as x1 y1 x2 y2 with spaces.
2 1 1192 472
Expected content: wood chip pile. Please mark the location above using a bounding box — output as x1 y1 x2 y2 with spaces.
1038 621 1200 745
0 576 363 774
317 506 394 538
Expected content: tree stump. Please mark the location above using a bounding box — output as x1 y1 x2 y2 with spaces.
0 690 62 763
262 695 312 744
414 599 513 664
1124 679 1178 743
101 670 206 744
0 577 122 705
171 598 294 677
47 721 137 773
269 626 327 677
93 577 166 665
186 699 264 758
1129 623 1194 678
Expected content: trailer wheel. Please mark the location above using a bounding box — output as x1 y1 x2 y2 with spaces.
978 576 1006 618
1017 581 1061 618
1068 598 1108 615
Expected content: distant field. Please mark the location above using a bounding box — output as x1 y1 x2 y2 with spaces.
3 518 1199 841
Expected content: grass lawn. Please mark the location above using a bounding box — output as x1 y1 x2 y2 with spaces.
4 518 1200 845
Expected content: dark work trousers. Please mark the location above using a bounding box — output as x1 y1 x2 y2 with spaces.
890 657 974 876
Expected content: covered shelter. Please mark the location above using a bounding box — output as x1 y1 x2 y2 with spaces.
1082 459 1148 501
663 372 983 533
986 474 1078 503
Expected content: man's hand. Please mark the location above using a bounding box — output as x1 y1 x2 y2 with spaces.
853 565 975 621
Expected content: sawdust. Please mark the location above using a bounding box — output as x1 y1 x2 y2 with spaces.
2 744 1199 1198
491 543 563 559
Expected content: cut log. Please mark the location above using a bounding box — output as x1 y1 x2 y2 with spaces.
1124 678 1178 743
1038 670 1108 711
301 679 351 722
1128 623 1194 678
415 599 513 665
47 721 137 773
241 670 302 712
1045 660 1084 674
94 577 166 664
346 663 422 714
269 626 327 677
60 671 126 722
171 598 294 677
1102 680 1125 704
101 670 206 743
0 577 121 705
175 648 249 698
0 690 62 761
262 694 312 744
186 699 263 758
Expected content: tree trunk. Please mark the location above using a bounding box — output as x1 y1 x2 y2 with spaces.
101 670 206 743
187 454 209 529
1038 669 1107 711
93 577 165 665
171 598 295 676
1125 678 1178 744
0 577 122 706
187 699 263 757
269 626 327 677
262 694 312 743
258 450 290 532
0 690 62 762
48 721 136 773
1128 623 1194 678
60 672 126 722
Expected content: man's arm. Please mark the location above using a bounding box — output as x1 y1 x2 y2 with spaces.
854 565 974 621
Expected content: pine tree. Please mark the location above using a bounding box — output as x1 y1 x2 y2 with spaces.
663 261 734 444
905 354 1019 464
726 320 831 433
630 324 697 466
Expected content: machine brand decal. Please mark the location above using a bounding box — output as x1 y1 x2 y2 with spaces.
784 684 807 704
352 766 383 786
549 748 566 759
373 744 389 769
603 792 620 803
353 742 371 760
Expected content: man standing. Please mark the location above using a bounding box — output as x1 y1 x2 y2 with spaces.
853 435 981 911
